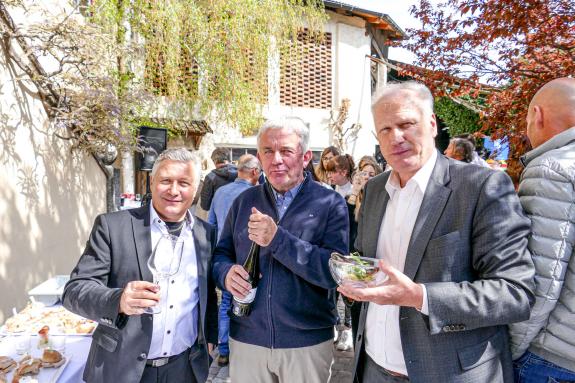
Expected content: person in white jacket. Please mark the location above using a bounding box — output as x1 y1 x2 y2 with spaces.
509 77 575 383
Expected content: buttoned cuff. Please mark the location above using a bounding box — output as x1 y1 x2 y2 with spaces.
418 284 429 315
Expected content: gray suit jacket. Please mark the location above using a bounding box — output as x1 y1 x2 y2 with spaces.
63 206 218 383
353 153 535 383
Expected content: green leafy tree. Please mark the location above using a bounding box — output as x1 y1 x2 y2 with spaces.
1 0 327 153
434 97 480 137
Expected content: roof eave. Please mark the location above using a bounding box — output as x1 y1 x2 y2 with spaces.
323 1 406 40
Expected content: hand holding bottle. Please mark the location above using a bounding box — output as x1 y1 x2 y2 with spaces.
225 265 252 299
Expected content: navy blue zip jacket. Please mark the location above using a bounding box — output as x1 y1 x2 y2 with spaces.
212 175 349 348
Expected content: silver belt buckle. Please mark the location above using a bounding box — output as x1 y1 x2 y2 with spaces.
149 357 170 367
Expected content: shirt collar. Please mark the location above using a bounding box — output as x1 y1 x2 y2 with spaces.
234 178 253 186
271 175 305 200
150 203 194 229
385 149 438 197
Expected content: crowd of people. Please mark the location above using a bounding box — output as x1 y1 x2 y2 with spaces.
61 77 575 383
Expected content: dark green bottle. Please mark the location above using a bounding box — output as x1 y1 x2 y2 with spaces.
231 242 260 317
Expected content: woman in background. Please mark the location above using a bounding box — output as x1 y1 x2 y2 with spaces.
325 154 355 198
315 146 340 185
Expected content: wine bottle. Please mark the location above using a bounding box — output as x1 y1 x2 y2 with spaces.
231 241 260 317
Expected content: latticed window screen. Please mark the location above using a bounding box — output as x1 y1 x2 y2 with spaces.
280 29 332 109
144 42 199 96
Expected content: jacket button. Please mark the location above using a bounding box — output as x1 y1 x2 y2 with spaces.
459 324 465 330
442 325 450 332
138 353 147 361
449 325 457 331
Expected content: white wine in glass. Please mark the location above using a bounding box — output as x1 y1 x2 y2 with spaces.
144 234 184 314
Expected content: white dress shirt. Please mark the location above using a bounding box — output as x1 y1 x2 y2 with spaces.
364 150 437 375
148 205 199 359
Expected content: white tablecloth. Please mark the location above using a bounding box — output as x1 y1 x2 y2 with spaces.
0 334 91 382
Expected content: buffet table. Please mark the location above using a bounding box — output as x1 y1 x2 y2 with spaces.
0 298 96 383
0 334 91 382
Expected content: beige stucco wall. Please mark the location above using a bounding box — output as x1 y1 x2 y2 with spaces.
0 41 106 323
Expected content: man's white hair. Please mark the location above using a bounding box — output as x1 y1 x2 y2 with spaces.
372 81 435 117
237 154 261 172
257 117 310 153
151 147 201 189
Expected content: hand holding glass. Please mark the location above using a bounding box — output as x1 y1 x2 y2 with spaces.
144 234 184 314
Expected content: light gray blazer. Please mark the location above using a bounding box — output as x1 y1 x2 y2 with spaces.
63 206 218 383
352 152 535 383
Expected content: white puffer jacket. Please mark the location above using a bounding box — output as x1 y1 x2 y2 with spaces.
509 126 575 371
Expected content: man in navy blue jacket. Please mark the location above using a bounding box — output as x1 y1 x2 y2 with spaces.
212 117 349 383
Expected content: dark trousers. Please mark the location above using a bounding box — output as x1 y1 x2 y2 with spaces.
362 353 409 383
334 291 352 327
351 301 361 344
140 348 197 383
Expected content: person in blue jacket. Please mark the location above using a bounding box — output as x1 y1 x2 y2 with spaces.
212 117 349 383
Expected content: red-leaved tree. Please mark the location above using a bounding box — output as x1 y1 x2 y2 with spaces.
402 0 574 179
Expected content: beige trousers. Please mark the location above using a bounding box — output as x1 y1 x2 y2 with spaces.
229 337 334 383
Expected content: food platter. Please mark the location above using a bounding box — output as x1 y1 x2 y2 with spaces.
0 352 70 383
1 304 96 336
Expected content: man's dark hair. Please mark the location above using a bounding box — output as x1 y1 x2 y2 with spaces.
211 148 229 165
454 133 477 149
451 138 475 163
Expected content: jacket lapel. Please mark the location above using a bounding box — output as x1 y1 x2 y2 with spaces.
192 220 209 326
403 154 452 280
364 173 391 258
132 206 153 282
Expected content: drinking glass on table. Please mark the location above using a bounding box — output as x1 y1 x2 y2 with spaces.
143 234 184 314
15 333 31 355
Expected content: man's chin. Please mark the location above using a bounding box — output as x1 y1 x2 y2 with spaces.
157 208 187 222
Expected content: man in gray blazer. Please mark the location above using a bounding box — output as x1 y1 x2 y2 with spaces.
339 81 535 382
63 148 218 383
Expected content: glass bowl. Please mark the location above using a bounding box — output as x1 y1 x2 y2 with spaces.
328 252 387 288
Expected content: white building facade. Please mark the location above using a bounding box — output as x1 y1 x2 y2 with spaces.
202 5 404 163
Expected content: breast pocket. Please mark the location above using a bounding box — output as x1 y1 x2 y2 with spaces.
423 231 465 278
428 231 461 251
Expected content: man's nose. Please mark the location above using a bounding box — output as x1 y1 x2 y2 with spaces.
272 151 283 164
169 181 179 194
390 128 405 143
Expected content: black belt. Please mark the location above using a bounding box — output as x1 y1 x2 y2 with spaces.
146 349 188 368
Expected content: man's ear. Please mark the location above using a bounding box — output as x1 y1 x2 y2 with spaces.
303 150 313 167
533 105 544 130
430 114 438 138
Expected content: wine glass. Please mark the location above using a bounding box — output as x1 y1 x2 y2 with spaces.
143 234 184 314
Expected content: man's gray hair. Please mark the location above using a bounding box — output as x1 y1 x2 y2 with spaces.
372 81 435 117
257 117 310 153
237 154 261 172
151 147 201 188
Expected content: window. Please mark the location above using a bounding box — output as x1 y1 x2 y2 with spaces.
280 29 332 109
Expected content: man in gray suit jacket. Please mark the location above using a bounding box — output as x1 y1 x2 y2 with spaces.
339 81 535 382
63 148 218 383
